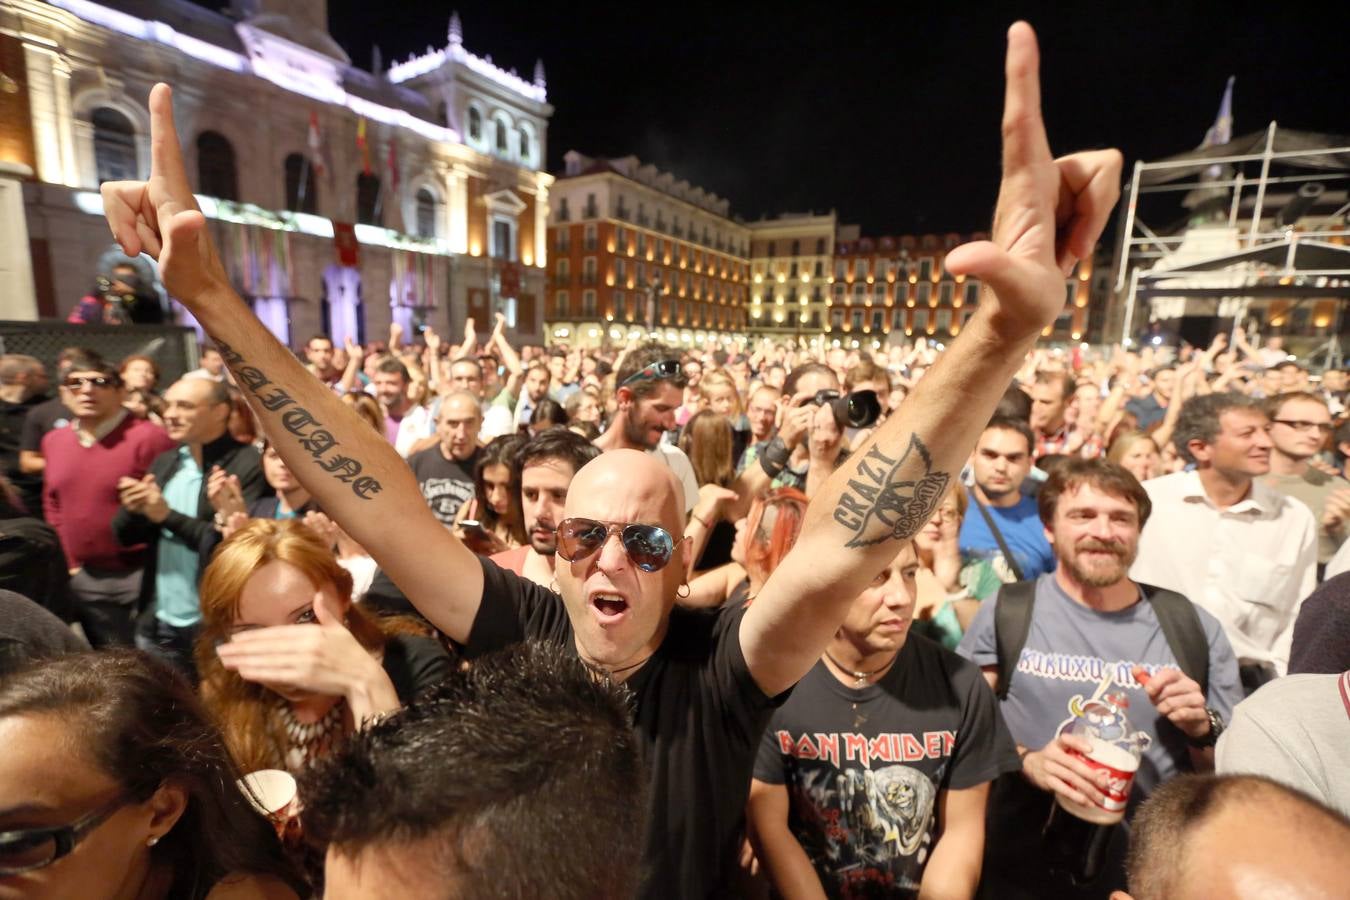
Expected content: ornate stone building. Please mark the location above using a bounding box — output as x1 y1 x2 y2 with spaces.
1 0 552 346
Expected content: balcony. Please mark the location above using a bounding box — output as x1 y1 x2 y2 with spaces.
580 273 598 286
583 204 599 219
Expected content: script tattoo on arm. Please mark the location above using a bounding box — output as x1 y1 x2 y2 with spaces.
831 434 950 548
215 340 383 500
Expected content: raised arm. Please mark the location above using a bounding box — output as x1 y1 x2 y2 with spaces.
742 22 1123 696
101 84 483 641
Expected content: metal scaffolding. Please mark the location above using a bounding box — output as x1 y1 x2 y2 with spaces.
1107 124 1350 360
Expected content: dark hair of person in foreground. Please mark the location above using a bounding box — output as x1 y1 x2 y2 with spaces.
0 650 305 899
299 643 648 900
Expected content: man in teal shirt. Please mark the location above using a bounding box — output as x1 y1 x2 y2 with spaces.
115 377 264 676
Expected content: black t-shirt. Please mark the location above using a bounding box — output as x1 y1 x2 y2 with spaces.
381 633 453 702
19 396 71 453
0 589 88 677
754 633 1019 900
0 395 48 515
408 446 479 526
466 556 784 900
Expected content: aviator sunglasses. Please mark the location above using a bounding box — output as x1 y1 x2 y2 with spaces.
619 359 684 389
555 517 684 572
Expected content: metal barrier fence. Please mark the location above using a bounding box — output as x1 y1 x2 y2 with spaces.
0 321 200 383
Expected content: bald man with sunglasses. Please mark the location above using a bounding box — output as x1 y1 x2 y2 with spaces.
100 23 1120 898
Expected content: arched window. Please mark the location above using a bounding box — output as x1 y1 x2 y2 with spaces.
415 188 437 238
356 173 381 225
518 129 530 162
468 107 482 141
92 107 137 184
495 119 508 153
284 153 317 213
196 131 237 200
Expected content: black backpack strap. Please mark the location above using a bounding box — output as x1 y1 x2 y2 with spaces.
993 580 1037 700
972 493 1025 582
1141 584 1210 700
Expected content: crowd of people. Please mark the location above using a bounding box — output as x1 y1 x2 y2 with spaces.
2 22 1349 900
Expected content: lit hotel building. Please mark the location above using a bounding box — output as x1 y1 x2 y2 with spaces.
545 152 750 347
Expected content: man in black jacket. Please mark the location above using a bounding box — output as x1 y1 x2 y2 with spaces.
114 377 264 676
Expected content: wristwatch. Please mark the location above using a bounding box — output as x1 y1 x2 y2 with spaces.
1187 707 1225 749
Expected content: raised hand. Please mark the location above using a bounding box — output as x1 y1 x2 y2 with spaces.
101 84 229 305
943 23 1122 340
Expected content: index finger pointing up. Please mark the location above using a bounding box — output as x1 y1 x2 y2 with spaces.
1001 21 1054 173
149 83 191 191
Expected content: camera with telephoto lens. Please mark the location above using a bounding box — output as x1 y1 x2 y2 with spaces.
810 389 881 429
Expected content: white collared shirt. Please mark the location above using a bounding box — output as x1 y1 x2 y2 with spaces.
1131 469 1317 674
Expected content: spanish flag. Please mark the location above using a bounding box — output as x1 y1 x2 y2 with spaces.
356 117 372 176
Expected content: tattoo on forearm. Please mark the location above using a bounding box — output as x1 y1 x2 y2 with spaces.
215 340 383 500
832 435 949 548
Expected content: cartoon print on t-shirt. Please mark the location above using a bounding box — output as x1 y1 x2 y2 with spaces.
790 760 943 897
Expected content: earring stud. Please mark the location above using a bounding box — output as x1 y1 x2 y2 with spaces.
147 836 159 847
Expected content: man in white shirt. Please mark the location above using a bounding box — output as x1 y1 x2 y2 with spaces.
593 344 700 513
1132 393 1316 690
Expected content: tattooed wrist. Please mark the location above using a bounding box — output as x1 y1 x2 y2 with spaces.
216 340 383 500
832 435 949 548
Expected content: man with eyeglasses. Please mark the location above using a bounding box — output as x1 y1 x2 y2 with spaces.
40 351 174 647
98 24 1124 896
594 345 701 513
1261 391 1350 567
1133 393 1317 692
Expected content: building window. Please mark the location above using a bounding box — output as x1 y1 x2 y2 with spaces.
1065 281 1076 306
939 282 954 305
816 238 826 255
284 153 317 214
835 259 847 280
893 309 906 329
833 283 845 301
791 239 800 255
615 258 626 281
936 309 953 332
814 261 823 278
913 309 929 331
584 194 598 219
582 290 597 317
554 291 569 317
468 107 482 141
767 241 776 258
854 259 868 278
356 173 381 225
583 257 597 283
92 107 137 184
518 130 529 161
415 188 437 238
964 282 980 306
614 292 626 320
555 227 571 252
196 131 237 200
916 283 932 305
871 311 884 331
853 284 865 302
851 309 864 329
830 309 844 330
789 262 798 278
919 258 934 281
584 224 597 251
491 217 517 261
557 197 570 222
496 119 508 153
556 258 569 278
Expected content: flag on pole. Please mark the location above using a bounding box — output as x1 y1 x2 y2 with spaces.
356 118 372 176
385 134 405 233
386 136 400 193
1201 76 1234 179
1202 76 1235 148
307 111 327 178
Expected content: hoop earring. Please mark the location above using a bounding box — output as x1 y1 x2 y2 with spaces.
676 582 691 600
549 579 560 595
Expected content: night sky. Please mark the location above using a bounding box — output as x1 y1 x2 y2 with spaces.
215 1 1350 236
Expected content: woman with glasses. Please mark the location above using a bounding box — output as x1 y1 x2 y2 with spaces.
198 519 451 774
0 649 305 899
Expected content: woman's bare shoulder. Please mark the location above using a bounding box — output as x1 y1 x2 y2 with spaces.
206 873 302 900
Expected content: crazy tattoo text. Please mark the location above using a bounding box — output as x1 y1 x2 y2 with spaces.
216 341 382 500
832 434 949 548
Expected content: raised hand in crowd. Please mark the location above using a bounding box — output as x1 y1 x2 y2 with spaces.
206 465 247 520
117 472 169 523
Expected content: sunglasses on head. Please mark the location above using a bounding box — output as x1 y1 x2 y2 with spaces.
620 359 684 389
555 517 684 572
63 376 116 390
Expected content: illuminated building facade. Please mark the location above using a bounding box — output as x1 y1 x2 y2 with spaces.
744 212 836 338
1 0 551 345
544 152 750 347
